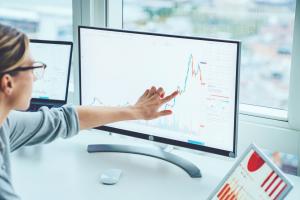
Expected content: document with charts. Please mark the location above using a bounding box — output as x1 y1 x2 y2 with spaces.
209 144 293 200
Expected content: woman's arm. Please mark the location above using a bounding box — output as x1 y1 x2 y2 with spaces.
7 86 177 152
8 105 80 152
77 86 178 130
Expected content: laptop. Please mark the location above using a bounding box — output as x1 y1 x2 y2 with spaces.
27 39 73 111
208 144 293 200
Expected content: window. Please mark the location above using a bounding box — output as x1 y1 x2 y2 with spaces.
0 0 74 101
123 0 296 111
0 0 73 41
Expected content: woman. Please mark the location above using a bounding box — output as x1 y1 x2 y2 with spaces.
0 24 178 199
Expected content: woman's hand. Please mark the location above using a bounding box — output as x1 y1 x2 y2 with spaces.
132 86 179 120
77 86 178 130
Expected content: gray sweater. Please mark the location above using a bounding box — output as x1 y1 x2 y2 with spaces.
0 106 80 200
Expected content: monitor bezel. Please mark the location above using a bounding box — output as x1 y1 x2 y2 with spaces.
78 25 240 158
30 39 73 104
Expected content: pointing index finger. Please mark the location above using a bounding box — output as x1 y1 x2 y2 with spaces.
161 90 179 104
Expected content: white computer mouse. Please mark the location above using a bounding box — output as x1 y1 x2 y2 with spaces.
100 169 122 185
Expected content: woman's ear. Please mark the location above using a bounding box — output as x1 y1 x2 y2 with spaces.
0 74 14 95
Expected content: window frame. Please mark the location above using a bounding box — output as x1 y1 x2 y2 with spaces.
72 0 300 175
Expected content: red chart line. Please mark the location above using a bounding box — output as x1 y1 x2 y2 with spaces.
164 54 207 109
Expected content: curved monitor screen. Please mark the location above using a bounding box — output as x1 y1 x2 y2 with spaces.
79 26 240 157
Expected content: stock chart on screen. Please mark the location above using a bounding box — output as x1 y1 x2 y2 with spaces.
80 28 239 152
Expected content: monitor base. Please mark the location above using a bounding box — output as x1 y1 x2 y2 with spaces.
87 144 202 178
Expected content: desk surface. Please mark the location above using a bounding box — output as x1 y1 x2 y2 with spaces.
11 131 300 200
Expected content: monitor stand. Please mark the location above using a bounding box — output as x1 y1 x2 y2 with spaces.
87 144 202 178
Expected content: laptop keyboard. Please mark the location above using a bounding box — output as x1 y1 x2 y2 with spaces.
27 104 60 112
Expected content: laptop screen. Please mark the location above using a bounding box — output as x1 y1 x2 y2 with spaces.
30 40 72 102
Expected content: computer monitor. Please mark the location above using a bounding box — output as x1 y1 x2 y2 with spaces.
79 26 240 178
28 39 73 111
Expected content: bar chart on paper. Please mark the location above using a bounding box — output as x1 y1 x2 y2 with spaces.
213 149 291 200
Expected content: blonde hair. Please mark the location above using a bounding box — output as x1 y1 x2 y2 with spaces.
0 23 29 72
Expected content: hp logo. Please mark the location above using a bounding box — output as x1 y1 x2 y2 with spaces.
148 135 154 141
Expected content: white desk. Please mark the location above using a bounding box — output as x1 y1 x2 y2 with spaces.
11 131 300 200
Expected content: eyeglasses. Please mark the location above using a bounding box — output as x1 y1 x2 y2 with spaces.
0 62 47 80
